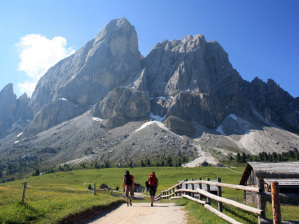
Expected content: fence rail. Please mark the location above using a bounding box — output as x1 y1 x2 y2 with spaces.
156 177 285 224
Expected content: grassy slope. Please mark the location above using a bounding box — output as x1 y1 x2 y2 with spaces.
0 166 298 223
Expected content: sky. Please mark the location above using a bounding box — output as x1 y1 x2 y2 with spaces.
0 0 298 98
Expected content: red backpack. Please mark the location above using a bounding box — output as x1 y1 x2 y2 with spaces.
148 173 157 186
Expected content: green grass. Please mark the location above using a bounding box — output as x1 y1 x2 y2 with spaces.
0 166 298 223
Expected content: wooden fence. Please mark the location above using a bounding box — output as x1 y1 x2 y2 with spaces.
155 177 287 224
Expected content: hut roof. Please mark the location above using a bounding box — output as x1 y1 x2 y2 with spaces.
239 161 299 185
264 179 299 187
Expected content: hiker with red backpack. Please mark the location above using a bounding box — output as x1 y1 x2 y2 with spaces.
147 172 159 207
122 170 135 206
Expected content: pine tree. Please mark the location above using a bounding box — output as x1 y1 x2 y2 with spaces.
241 152 246 163
146 159 151 166
259 153 263 161
167 156 173 167
289 150 295 158
237 153 241 162
35 169 40 176
129 161 133 168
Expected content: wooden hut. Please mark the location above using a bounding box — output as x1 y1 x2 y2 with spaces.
239 161 299 204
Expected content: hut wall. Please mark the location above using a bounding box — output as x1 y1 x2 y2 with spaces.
245 170 258 203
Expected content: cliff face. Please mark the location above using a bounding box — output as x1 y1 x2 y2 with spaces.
30 18 141 110
0 84 16 137
136 35 249 128
0 18 299 168
248 77 299 130
23 18 142 134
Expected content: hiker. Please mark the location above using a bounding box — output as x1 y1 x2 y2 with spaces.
122 170 134 206
147 171 158 207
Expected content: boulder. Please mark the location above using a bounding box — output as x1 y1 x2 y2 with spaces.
163 116 195 136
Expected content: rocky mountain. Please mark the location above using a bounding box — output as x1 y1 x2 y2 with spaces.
0 18 299 170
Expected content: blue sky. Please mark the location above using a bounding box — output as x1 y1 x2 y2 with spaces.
0 0 298 97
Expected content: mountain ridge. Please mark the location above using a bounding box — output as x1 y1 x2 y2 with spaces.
0 18 298 171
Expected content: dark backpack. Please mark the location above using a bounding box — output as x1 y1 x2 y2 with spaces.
124 173 132 185
145 180 149 190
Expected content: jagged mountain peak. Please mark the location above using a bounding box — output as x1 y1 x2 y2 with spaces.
103 17 133 32
93 17 139 55
29 17 141 110
0 83 15 95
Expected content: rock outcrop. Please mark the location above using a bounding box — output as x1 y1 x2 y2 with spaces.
24 98 88 135
92 87 150 121
163 116 195 136
0 84 16 137
135 35 249 128
249 77 299 130
25 18 142 132
30 18 141 110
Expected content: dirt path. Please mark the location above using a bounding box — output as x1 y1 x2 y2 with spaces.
87 203 187 224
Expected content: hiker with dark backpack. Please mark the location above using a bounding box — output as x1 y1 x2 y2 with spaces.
122 170 134 206
147 172 158 207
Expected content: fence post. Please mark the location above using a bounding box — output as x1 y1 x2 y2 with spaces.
271 182 281 224
22 182 27 204
206 177 211 204
94 183 96 195
191 178 194 197
179 182 182 197
199 177 202 200
185 178 188 196
257 177 266 224
217 177 222 212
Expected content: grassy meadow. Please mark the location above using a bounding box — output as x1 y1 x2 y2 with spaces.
0 166 298 223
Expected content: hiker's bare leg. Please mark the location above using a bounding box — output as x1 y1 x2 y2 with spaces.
150 196 154 206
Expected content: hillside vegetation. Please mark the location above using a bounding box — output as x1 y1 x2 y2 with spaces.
0 166 298 223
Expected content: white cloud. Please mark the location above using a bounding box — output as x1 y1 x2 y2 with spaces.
16 34 75 96
18 81 37 96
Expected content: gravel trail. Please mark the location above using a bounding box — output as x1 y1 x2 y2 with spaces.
87 202 187 224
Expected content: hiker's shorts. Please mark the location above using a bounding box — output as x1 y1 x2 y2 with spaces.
125 185 134 198
149 186 157 196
